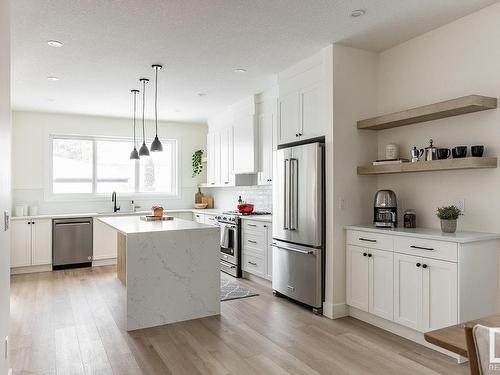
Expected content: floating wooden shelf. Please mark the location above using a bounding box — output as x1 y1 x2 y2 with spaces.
357 95 497 130
357 157 497 175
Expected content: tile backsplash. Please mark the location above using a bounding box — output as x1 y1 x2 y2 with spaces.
201 185 272 212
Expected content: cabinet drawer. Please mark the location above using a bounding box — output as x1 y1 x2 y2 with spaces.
346 230 393 251
242 252 265 277
242 232 266 255
242 220 268 234
394 237 457 262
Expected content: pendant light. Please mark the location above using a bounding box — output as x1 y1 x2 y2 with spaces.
150 64 163 152
138 78 150 157
129 89 140 160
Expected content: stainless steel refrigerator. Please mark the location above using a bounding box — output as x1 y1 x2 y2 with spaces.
272 142 324 313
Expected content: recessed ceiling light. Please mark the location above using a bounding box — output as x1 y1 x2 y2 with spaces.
198 93 207 97
234 68 247 73
47 76 59 81
350 9 366 18
47 40 63 47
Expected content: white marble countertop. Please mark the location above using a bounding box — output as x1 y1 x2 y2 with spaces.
345 224 500 243
12 207 274 222
10 209 196 221
98 216 217 235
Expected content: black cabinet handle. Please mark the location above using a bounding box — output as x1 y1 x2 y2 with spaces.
248 261 257 266
416 263 421 267
359 238 377 243
367 253 372 258
299 133 303 136
422 264 428 269
410 245 434 251
363 252 367 257
248 239 257 244
247 224 257 227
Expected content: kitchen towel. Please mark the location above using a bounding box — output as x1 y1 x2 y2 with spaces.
220 224 230 248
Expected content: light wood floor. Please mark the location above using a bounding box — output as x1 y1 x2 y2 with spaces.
10 266 468 375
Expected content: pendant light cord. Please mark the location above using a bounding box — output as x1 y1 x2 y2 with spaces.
142 79 146 143
133 91 137 147
154 66 159 136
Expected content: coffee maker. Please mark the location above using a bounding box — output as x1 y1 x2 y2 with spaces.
373 190 398 228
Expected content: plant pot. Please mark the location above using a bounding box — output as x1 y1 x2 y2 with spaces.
440 219 457 233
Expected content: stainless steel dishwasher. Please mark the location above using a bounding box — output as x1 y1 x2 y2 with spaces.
53 217 93 269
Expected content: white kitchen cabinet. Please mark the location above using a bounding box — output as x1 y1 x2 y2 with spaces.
258 112 274 185
369 248 394 320
11 219 52 269
207 132 218 186
193 212 205 224
11 220 32 267
346 245 369 312
422 258 457 332
278 92 300 145
219 127 234 186
394 252 457 332
192 212 218 226
93 217 117 261
299 84 322 140
31 219 52 265
346 245 392 319
241 219 272 281
393 253 422 330
233 115 258 174
346 226 497 350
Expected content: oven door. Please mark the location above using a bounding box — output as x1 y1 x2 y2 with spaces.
219 222 238 265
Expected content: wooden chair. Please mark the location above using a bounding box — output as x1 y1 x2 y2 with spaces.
465 324 500 375
465 325 480 375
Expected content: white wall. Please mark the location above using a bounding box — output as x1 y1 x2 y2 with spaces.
330 45 379 312
0 0 11 372
376 2 500 233
12 111 207 214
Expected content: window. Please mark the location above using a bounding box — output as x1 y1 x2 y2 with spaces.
50 135 178 196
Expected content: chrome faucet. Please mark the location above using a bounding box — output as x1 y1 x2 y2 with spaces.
112 191 120 213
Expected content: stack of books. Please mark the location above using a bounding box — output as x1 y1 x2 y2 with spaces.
372 158 410 166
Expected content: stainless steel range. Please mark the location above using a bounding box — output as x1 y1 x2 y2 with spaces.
216 213 241 278
216 210 272 278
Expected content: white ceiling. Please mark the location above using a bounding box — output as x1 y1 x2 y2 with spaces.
11 0 498 123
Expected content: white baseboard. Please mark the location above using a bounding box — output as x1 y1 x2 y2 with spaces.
322 302 349 319
92 258 117 267
349 307 463 362
10 264 52 275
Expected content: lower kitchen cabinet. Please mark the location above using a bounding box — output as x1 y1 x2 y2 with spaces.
346 245 393 320
192 212 218 226
346 226 498 343
241 219 272 281
93 217 117 261
11 219 52 268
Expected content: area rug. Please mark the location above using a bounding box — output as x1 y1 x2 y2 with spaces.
220 277 259 301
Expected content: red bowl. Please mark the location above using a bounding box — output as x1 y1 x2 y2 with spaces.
237 203 254 214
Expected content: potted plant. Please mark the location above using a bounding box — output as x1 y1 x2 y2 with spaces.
436 205 462 233
192 150 204 177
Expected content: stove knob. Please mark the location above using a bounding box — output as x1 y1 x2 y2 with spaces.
223 216 227 220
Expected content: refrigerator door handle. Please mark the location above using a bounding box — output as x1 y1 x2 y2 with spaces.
283 158 289 230
289 158 298 231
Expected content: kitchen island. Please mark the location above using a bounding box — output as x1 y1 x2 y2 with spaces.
98 216 220 331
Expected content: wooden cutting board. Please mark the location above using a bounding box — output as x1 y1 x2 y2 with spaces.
202 196 214 209
140 215 174 221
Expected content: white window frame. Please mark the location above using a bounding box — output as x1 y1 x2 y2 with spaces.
45 134 179 201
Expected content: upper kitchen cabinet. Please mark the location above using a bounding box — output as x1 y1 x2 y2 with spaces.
277 51 326 146
256 89 278 185
232 113 258 174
